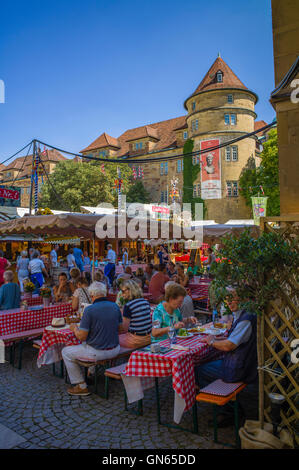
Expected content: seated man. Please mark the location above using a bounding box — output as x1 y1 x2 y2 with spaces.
62 281 122 396
0 270 21 310
144 263 157 286
195 287 257 387
148 263 169 303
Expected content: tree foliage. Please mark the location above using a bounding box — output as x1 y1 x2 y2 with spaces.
125 180 151 204
39 160 132 212
210 229 299 315
239 129 280 216
182 139 206 218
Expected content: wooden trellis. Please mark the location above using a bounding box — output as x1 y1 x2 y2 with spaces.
259 216 299 443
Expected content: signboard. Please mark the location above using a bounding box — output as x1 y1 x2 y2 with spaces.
152 206 170 214
251 196 268 225
200 139 221 199
0 185 21 207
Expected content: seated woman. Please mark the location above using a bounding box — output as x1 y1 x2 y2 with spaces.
151 283 196 342
53 272 74 303
72 276 92 315
69 267 81 290
134 267 146 289
0 270 21 310
118 280 152 348
175 263 189 288
94 269 109 288
187 260 200 276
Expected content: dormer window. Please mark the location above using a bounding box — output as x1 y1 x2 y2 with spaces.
135 142 143 150
216 71 223 82
99 150 107 157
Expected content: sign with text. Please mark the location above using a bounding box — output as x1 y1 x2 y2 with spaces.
0 185 21 207
251 196 268 225
200 138 221 199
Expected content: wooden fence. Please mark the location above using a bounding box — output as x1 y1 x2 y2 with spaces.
259 215 299 443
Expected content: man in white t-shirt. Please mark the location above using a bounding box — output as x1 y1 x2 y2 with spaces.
67 248 76 271
29 251 48 294
50 245 59 268
104 244 116 286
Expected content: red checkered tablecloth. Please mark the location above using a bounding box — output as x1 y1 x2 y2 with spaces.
20 296 43 306
0 303 72 339
38 327 80 362
124 335 220 412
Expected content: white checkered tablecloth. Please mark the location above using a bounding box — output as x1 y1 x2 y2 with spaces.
124 335 220 412
38 327 80 363
0 303 72 339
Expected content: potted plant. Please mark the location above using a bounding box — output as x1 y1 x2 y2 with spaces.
23 281 35 298
40 287 52 307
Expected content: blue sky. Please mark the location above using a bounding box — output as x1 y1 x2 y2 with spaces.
0 0 275 160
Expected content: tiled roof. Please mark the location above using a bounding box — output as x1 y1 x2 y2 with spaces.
81 115 187 157
125 125 159 142
1 149 67 174
80 132 120 153
184 56 256 108
254 120 268 136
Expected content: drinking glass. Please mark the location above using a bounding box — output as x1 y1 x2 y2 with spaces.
168 327 175 347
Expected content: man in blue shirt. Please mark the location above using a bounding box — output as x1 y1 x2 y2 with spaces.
62 281 123 396
0 271 21 310
73 246 84 273
104 244 116 287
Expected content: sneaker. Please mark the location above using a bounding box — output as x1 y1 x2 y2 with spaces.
67 384 91 396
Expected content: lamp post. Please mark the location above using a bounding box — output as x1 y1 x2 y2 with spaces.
268 392 285 437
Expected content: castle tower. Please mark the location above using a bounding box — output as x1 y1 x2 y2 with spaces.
184 56 258 222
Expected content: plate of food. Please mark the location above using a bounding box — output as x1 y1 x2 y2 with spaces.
187 327 203 334
176 328 193 339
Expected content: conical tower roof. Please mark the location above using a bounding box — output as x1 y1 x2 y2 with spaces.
184 56 257 108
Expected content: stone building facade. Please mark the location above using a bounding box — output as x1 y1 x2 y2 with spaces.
80 56 266 222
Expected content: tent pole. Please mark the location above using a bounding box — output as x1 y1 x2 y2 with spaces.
92 235 95 282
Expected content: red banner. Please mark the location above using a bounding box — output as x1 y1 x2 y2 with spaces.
0 188 20 200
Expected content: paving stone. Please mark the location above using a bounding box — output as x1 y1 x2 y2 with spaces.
0 345 258 449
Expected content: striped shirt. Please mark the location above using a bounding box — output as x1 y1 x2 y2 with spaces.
123 297 152 335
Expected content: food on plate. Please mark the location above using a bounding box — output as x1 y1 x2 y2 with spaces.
177 328 188 336
188 327 200 333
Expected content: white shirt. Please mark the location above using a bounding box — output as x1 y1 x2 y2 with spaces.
50 249 58 267
67 254 76 268
107 249 116 264
29 259 45 274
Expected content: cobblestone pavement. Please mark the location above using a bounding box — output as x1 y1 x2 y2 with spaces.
0 344 258 449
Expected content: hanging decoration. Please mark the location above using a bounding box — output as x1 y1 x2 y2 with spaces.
132 166 137 180
101 163 105 174
32 147 41 213
138 166 144 179
170 177 179 203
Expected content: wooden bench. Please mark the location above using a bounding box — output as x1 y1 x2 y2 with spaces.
1 328 44 369
74 346 137 396
104 362 143 415
196 379 247 447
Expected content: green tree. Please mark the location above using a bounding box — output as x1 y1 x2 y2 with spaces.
39 160 132 212
239 129 280 216
182 139 206 218
125 180 151 204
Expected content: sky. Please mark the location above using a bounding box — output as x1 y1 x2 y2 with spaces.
0 0 275 161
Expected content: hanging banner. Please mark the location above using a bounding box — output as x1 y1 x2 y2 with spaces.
251 196 268 225
200 138 221 199
0 186 21 207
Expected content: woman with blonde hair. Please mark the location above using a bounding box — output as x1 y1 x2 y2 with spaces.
118 279 152 348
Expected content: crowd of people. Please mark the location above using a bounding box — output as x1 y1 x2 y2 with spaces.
0 242 257 422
